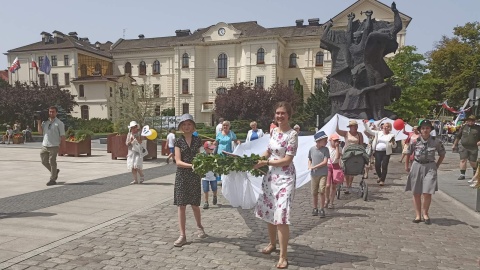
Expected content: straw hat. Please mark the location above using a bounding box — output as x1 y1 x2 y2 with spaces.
347 120 358 127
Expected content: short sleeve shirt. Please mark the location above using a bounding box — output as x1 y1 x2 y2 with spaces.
407 136 446 163
216 130 237 154
42 118 65 147
308 146 330 176
167 133 176 148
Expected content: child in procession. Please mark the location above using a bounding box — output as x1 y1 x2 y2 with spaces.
308 131 330 218
202 141 218 209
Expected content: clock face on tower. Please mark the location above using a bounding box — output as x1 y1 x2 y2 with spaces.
218 28 226 36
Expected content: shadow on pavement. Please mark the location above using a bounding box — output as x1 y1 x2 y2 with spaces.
0 212 56 219
431 217 469 227
140 182 173 186
341 205 375 211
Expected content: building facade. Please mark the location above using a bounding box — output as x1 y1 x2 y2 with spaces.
5 0 411 126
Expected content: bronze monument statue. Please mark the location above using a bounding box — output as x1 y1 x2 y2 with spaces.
321 2 402 121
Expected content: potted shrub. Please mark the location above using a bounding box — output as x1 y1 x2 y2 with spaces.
12 133 24 144
59 129 93 157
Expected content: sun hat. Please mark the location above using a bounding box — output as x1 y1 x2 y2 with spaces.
128 121 139 129
347 120 358 127
466 115 476 121
203 141 215 150
178 114 195 129
329 133 340 141
314 131 328 142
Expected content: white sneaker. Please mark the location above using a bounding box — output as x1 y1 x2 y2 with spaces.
470 181 478 188
468 178 477 183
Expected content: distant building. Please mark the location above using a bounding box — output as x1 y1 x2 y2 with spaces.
5 0 411 125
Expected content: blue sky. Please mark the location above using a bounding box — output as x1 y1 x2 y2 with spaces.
1 0 479 68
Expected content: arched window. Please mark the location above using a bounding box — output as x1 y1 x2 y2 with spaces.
95 63 102 75
124 62 132 74
80 105 89 120
257 48 265 64
218 53 227 78
289 53 297 68
139 61 146 75
315 52 324 66
182 53 189 68
152 60 160 74
80 64 87 77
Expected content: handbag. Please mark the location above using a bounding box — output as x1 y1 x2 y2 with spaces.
330 158 344 184
132 140 149 157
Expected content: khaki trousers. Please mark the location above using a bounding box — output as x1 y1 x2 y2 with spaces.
40 146 59 181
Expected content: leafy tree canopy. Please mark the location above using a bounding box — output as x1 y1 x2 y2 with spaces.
428 22 480 107
387 45 439 121
0 82 77 127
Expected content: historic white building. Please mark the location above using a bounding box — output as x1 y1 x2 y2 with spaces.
5 0 411 126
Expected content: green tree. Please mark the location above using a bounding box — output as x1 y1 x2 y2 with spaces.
305 81 331 128
0 77 8 89
0 82 77 127
386 45 438 121
428 22 480 107
161 108 175 116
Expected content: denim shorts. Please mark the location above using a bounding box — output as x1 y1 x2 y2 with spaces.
169 147 174 154
202 180 218 193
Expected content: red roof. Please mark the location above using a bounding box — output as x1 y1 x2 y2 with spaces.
0 70 8 82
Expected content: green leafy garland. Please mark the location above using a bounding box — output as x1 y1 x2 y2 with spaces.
192 153 268 177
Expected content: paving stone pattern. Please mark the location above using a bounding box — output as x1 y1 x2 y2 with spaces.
5 158 480 269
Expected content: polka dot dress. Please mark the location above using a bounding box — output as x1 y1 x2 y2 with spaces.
174 135 202 206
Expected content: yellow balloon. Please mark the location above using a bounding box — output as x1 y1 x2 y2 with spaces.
146 129 157 140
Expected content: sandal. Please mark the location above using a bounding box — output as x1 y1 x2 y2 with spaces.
261 243 277 254
130 180 138 185
276 257 288 269
173 235 186 247
197 227 207 238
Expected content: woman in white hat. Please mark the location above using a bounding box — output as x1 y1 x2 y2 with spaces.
126 121 145 184
173 114 207 247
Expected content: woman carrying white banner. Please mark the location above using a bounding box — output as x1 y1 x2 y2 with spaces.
253 102 298 269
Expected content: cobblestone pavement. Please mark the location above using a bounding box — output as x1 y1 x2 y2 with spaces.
4 153 480 270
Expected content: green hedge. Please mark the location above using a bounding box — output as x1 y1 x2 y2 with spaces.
69 117 114 133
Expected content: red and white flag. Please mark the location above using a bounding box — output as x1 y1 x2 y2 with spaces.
9 57 21 73
31 57 38 71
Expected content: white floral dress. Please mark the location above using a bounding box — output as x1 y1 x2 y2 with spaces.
255 128 298 225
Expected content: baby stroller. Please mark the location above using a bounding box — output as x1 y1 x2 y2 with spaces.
336 144 370 201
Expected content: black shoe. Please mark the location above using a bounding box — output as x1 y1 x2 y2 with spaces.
319 209 326 218
458 175 466 180
412 218 422 223
312 208 318 216
212 196 217 205
424 219 431 225
46 180 57 186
